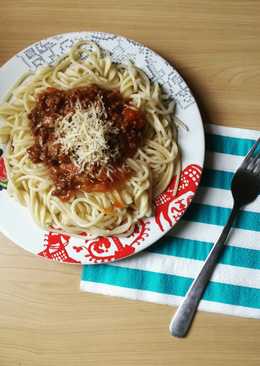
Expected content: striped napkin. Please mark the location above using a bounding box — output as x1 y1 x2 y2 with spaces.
81 124 260 319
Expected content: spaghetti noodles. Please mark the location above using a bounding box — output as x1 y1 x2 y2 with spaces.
0 41 180 237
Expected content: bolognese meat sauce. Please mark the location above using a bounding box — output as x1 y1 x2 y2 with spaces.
27 85 146 201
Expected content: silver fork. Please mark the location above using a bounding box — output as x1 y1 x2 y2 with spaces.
169 137 260 337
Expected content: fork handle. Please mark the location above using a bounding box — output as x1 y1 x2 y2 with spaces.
169 204 240 337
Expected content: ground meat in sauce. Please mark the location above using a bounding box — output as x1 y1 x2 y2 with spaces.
27 85 146 201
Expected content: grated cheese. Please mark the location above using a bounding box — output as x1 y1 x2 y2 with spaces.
55 96 120 175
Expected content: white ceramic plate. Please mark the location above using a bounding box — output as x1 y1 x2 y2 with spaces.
0 32 204 264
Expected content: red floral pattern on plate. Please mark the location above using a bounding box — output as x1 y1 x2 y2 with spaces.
77 219 150 263
38 232 80 263
155 164 202 231
0 154 7 190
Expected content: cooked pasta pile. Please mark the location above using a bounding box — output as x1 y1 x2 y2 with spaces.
0 41 180 237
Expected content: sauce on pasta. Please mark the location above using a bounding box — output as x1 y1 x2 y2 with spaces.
27 85 146 201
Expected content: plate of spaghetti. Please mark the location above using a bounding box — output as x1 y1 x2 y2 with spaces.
0 32 204 264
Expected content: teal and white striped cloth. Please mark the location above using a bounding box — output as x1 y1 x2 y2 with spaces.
81 124 260 318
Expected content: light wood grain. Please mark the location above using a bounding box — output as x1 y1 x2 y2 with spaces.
0 1 260 365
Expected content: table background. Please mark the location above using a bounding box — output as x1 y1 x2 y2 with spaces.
0 1 259 365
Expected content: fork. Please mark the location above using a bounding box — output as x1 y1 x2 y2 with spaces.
169 137 260 337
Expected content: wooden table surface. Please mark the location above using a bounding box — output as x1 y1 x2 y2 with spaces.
0 1 260 365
